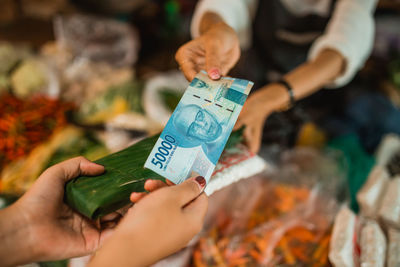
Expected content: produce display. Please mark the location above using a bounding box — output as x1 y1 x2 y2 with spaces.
192 183 333 267
0 93 74 170
185 147 347 267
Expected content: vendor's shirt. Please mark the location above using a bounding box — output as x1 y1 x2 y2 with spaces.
191 0 378 88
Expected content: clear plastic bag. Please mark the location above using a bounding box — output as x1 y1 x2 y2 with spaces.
187 147 347 267
54 14 139 67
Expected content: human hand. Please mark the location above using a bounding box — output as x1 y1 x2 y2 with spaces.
175 21 240 81
129 178 174 203
235 83 289 153
89 177 208 267
0 157 119 266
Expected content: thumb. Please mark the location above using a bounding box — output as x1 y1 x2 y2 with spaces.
44 156 105 183
173 176 206 206
204 41 222 80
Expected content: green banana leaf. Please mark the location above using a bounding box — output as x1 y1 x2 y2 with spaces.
65 129 243 219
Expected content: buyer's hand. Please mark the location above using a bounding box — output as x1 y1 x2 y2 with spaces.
89 177 208 267
130 179 174 203
0 157 119 266
175 21 240 81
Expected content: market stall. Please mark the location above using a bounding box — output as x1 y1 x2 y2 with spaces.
1 0 400 266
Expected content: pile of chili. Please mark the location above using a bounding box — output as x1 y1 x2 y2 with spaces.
192 184 333 267
0 93 74 169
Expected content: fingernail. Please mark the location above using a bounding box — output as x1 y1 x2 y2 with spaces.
195 176 206 188
208 68 221 80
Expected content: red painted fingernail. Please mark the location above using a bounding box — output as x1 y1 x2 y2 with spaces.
208 68 221 80
195 176 206 188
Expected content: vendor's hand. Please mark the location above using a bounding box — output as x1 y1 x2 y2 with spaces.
235 84 289 153
89 177 208 267
2 157 118 265
175 21 240 81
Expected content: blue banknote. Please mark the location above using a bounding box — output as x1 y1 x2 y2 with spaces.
144 71 254 184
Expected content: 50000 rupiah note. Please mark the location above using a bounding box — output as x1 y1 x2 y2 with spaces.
144 71 254 184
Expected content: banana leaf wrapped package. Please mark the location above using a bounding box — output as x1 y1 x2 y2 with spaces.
65 130 244 219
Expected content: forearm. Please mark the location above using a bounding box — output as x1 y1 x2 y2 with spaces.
0 205 38 266
285 49 345 101
259 49 345 113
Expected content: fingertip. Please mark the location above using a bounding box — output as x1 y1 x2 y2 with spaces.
79 158 105 174
144 179 155 191
233 121 242 131
166 179 175 186
249 136 260 154
176 177 206 205
129 193 136 203
130 192 145 203
92 162 105 172
194 176 206 190
144 179 168 192
208 68 221 80
185 71 197 82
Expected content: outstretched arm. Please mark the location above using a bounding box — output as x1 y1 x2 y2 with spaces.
235 49 345 153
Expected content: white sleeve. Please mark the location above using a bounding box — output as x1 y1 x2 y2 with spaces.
190 0 258 49
308 0 378 88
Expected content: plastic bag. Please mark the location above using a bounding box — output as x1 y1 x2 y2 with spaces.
189 147 347 267
54 14 139 67
359 220 386 267
329 206 358 267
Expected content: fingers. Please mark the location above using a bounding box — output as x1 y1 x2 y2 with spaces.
144 179 168 192
166 179 175 186
207 68 221 80
130 179 170 203
101 212 122 223
175 44 198 82
204 42 222 80
243 125 262 154
182 193 208 234
173 176 206 206
183 193 208 217
180 60 197 82
130 192 146 203
233 120 243 131
45 156 104 183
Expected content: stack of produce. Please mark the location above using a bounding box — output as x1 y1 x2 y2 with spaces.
0 93 74 170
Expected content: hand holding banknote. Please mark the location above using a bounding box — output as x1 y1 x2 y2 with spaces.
235 83 295 153
89 177 208 267
145 71 253 184
130 179 174 203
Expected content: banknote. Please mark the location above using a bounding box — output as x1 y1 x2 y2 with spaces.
144 70 254 184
